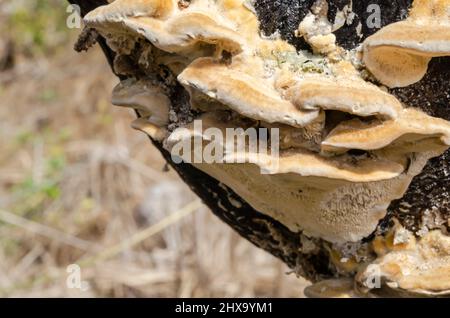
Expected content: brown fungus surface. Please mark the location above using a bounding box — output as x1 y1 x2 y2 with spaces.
78 0 450 297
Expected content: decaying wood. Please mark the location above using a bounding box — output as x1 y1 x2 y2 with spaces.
67 0 450 288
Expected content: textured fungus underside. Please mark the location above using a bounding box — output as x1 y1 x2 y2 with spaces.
68 0 336 283
255 0 450 240
70 0 450 296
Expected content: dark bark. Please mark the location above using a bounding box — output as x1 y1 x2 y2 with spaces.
254 0 414 50
253 0 450 236
68 0 335 281
67 0 450 282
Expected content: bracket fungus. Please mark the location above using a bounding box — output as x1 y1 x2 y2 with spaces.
178 58 320 127
84 0 245 56
77 0 450 297
112 78 170 126
322 108 450 154
363 0 450 88
287 75 403 119
356 229 450 296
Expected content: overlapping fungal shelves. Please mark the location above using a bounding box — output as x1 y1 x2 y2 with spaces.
76 0 450 297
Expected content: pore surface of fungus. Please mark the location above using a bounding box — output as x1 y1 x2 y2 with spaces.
363 0 450 88
80 0 450 296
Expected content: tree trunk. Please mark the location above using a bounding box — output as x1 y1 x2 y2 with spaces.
67 0 450 295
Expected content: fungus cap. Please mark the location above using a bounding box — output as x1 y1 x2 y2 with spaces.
112 78 170 127
288 76 403 119
323 108 450 153
178 58 320 127
363 0 450 88
356 230 450 296
84 0 244 55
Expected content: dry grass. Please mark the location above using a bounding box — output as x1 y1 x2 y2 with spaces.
0 0 309 297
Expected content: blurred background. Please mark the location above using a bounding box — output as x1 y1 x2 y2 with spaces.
0 0 309 297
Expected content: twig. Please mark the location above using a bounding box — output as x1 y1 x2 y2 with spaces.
78 199 202 266
0 199 202 295
0 209 100 252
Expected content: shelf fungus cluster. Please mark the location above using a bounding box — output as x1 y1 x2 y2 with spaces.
82 0 450 297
